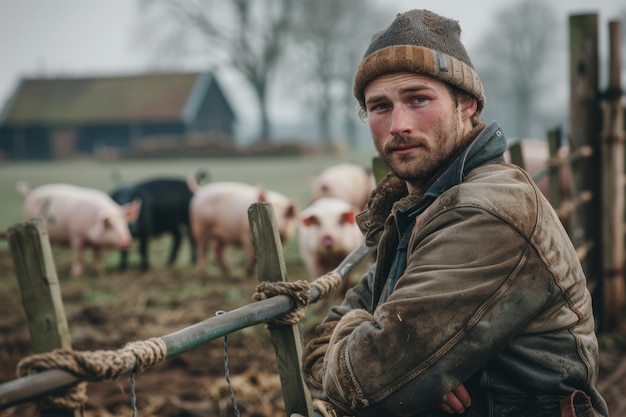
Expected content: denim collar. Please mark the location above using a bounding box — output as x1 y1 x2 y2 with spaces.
426 122 507 198
397 121 508 225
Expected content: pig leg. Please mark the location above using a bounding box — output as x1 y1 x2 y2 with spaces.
167 228 182 267
191 220 209 274
187 229 197 265
139 233 150 272
214 240 231 277
70 239 85 277
118 249 130 271
194 233 209 274
243 245 257 278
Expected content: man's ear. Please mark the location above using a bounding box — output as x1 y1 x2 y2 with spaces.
460 96 478 121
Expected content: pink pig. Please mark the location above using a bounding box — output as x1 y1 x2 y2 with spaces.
189 181 298 277
297 197 364 280
309 163 375 210
17 182 141 277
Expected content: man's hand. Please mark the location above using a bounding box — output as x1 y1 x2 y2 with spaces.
438 384 471 414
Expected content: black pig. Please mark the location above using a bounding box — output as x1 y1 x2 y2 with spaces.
110 177 202 272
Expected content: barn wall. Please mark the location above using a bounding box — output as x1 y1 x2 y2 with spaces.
192 80 235 138
0 126 53 159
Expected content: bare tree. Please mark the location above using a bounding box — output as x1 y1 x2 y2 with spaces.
473 0 559 138
137 0 295 142
289 1 389 151
621 8 626 81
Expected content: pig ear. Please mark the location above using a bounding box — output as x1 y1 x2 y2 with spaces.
123 198 142 223
102 216 113 230
96 211 113 231
286 203 298 219
257 188 267 202
301 215 319 227
340 211 356 224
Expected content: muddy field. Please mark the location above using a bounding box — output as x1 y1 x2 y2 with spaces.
1 242 626 417
0 234 354 417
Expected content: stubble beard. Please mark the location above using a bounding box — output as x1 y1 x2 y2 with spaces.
380 116 465 189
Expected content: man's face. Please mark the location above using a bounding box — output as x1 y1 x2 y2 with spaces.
364 73 475 191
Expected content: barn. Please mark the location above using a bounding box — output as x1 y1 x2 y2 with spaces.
0 71 237 160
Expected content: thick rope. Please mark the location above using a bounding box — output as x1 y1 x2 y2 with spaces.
313 398 339 417
252 270 343 326
16 337 167 410
310 270 342 297
252 280 311 326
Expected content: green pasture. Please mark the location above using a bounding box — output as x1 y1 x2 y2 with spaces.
0 150 377 272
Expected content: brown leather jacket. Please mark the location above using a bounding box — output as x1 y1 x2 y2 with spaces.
302 122 609 417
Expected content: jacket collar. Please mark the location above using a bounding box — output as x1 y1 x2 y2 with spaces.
424 121 507 199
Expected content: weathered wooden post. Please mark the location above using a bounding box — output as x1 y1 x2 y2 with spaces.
248 202 314 417
7 219 82 417
569 13 605 330
600 19 625 331
507 141 525 170
372 156 390 183
546 128 562 210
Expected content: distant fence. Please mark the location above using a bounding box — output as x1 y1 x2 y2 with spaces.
569 14 624 332
510 14 624 333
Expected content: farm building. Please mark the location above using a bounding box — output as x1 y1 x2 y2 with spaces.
0 71 237 160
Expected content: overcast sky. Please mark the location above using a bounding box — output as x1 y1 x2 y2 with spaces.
0 0 623 128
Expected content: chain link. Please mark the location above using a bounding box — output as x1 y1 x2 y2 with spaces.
126 312 240 417
129 372 137 417
216 310 240 417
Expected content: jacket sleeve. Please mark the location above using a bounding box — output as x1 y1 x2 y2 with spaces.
302 263 376 395
320 206 554 416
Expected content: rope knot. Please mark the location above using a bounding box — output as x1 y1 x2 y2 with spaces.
15 337 167 410
253 280 311 326
252 271 345 326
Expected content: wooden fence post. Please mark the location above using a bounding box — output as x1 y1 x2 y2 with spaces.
7 219 82 417
372 156 389 184
600 19 625 331
507 141 525 170
547 128 562 209
248 202 314 417
569 13 605 330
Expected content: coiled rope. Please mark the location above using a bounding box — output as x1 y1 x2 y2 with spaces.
252 270 343 326
16 337 167 410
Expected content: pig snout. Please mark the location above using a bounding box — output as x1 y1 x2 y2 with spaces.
321 234 335 249
116 236 132 250
105 223 133 250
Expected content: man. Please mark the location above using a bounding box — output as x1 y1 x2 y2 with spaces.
301 9 608 417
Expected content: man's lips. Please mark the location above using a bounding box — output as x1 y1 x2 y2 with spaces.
389 145 421 155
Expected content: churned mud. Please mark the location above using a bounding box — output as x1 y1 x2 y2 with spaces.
0 248 625 417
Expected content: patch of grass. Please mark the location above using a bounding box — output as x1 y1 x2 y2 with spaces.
82 289 119 305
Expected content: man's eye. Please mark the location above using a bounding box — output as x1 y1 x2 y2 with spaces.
369 103 390 112
412 97 428 104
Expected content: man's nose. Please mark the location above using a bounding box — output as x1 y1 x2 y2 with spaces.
389 106 412 136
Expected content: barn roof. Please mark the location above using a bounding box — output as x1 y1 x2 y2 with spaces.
0 71 233 126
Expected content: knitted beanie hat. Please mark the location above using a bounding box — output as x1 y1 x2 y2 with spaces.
354 9 485 114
